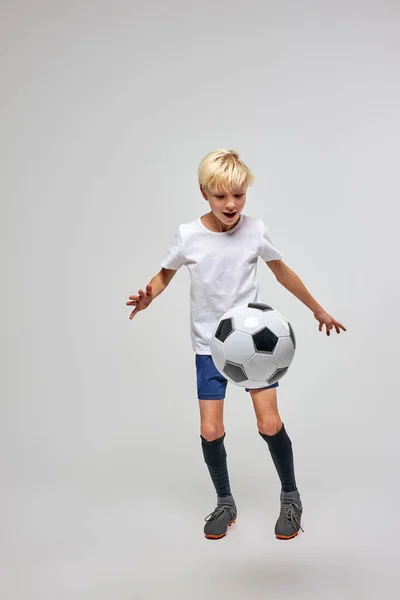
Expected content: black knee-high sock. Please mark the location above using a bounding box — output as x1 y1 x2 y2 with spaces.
201 433 232 498
259 424 297 493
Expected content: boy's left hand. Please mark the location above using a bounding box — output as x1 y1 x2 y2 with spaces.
313 310 347 336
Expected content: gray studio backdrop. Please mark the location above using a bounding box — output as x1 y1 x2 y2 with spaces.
1 1 399 599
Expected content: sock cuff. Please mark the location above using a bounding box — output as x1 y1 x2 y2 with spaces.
217 494 236 508
258 423 285 440
201 432 226 445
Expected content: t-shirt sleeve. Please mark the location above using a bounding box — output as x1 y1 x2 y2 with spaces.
160 226 186 270
259 221 284 261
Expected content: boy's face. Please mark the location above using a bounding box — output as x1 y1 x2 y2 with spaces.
201 184 247 227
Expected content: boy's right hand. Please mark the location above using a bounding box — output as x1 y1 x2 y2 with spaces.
126 284 153 319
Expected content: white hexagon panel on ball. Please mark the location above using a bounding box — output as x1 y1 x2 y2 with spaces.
209 336 227 373
231 306 266 335
264 310 290 338
243 352 278 384
223 330 255 365
273 336 295 369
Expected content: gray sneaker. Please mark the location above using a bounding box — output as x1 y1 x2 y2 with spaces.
204 503 237 539
275 490 304 540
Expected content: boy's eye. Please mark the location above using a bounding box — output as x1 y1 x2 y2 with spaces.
235 194 244 198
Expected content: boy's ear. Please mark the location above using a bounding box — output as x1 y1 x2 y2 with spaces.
200 185 208 201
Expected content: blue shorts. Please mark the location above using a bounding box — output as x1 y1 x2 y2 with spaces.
195 354 279 400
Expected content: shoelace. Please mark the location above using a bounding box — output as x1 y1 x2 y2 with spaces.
204 505 236 523
282 502 304 532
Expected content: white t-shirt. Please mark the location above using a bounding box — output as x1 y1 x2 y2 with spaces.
161 213 284 355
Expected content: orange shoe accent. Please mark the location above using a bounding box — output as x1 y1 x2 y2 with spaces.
275 531 299 540
205 532 227 540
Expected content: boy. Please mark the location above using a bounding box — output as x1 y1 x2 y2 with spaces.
126 149 346 541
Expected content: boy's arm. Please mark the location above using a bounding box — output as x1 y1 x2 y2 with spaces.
126 268 177 319
266 260 322 312
151 268 177 298
265 260 346 336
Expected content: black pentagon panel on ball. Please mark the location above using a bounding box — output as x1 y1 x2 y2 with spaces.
268 367 288 385
215 318 235 343
247 302 273 311
223 362 248 383
288 322 296 350
253 327 279 353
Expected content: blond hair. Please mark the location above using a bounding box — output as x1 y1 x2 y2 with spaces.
198 149 255 193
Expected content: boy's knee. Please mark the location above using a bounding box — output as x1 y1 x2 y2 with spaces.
200 425 225 442
258 417 282 437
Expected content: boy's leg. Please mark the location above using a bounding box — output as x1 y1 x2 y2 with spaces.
249 387 303 540
196 354 236 539
199 399 237 539
199 399 230 496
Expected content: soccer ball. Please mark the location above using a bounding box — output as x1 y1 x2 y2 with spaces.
210 302 296 388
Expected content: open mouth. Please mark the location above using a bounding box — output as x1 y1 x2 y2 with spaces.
223 212 237 219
